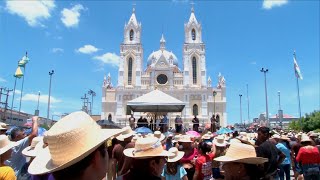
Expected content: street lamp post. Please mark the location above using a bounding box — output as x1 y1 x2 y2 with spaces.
239 94 243 126
213 90 217 117
35 91 40 116
10 65 24 123
18 52 30 117
47 70 54 125
260 68 269 127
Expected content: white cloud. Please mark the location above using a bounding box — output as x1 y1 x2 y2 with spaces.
77 45 99 54
250 61 257 65
51 48 64 53
22 93 62 103
263 0 288 10
5 0 55 27
0 77 7 82
61 4 84 28
93 53 120 67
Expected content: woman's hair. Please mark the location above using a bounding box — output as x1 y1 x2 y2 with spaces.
166 161 178 175
215 146 226 157
131 156 162 174
53 143 106 180
198 141 211 154
244 163 262 180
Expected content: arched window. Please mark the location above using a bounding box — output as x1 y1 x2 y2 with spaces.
193 104 198 116
191 29 196 40
108 114 112 121
129 30 134 41
128 58 133 85
192 57 197 84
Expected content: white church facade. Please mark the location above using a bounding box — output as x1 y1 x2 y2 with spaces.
101 7 227 127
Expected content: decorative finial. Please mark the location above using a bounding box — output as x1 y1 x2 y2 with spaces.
190 2 195 13
132 3 136 13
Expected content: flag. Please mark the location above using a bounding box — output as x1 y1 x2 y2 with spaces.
293 53 303 80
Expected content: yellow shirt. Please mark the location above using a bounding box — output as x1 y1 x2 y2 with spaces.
0 166 16 180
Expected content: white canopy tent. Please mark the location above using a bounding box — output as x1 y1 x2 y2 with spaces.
126 89 185 114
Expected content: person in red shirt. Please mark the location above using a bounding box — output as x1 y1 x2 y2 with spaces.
193 141 215 180
296 134 320 180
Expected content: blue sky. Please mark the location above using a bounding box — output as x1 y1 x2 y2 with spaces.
0 0 319 124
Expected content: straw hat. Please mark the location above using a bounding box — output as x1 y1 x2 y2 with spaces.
153 131 166 142
300 134 312 142
22 136 44 157
213 135 228 147
201 134 211 140
167 147 184 162
0 135 16 155
0 122 8 130
229 138 241 144
214 142 268 164
178 135 193 143
28 111 125 175
116 126 135 141
272 134 281 139
123 136 173 159
309 133 319 138
279 135 290 141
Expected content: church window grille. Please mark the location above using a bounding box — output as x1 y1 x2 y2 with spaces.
192 29 196 40
129 30 134 41
128 58 133 85
193 104 198 116
192 57 197 84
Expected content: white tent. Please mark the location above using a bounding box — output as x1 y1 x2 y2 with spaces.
126 90 185 114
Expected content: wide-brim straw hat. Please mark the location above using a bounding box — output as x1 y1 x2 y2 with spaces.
213 135 228 147
28 111 125 175
214 142 268 164
22 136 44 157
0 135 17 155
153 131 166 142
167 147 184 162
124 136 173 159
279 135 290 141
300 134 312 142
201 134 211 140
0 122 8 130
178 135 193 143
116 126 135 141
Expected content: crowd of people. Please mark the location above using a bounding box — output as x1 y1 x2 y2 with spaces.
0 111 319 180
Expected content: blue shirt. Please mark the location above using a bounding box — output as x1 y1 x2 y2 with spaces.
162 164 187 180
5 137 29 176
276 142 291 165
162 116 168 124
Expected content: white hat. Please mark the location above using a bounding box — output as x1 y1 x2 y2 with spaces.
0 122 8 130
167 147 184 162
22 136 44 157
28 111 125 175
201 134 211 140
153 131 166 142
301 134 312 142
0 135 16 155
213 135 228 147
214 142 268 164
123 136 173 159
116 127 135 141
178 135 193 143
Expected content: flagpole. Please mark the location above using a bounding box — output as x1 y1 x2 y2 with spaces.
296 76 302 129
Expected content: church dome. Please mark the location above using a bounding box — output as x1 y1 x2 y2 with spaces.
147 49 178 66
147 34 178 66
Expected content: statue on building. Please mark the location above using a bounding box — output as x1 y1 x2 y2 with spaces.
207 76 212 87
103 73 113 89
217 72 226 89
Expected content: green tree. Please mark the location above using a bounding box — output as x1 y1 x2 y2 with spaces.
289 110 320 132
